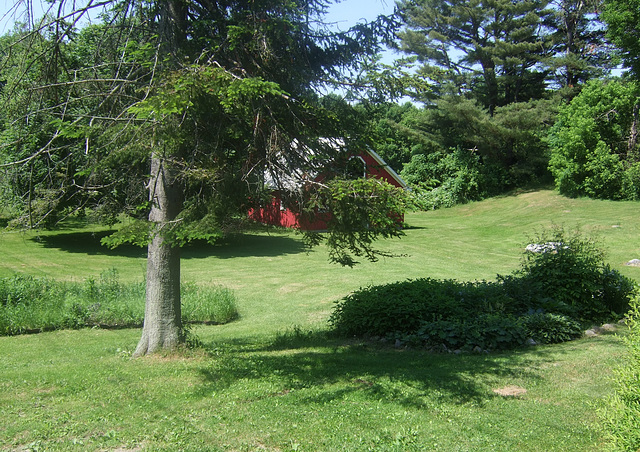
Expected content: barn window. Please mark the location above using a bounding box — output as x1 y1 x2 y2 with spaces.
345 155 366 179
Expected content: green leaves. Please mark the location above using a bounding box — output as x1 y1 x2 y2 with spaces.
305 177 408 266
128 65 288 121
548 79 640 199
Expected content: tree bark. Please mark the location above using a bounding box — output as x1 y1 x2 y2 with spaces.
134 152 183 357
133 0 187 357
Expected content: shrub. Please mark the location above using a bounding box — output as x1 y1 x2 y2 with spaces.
329 227 636 351
520 312 583 344
328 278 506 337
412 314 527 351
548 79 640 200
604 298 640 451
516 226 636 321
402 149 505 210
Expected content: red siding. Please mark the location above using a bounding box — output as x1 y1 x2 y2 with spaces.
249 149 405 231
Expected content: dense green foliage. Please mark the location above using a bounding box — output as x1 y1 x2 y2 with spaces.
330 228 635 350
603 0 640 77
514 226 636 320
401 148 501 209
0 270 238 335
305 177 409 266
548 79 640 200
605 297 640 451
397 0 612 107
365 96 555 208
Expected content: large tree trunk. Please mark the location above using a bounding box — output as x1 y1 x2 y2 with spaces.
133 0 187 357
134 152 183 357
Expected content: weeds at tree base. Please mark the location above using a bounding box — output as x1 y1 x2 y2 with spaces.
0 269 238 336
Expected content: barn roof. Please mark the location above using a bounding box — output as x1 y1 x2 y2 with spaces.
263 140 407 191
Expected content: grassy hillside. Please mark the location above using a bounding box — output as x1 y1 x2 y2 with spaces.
1 190 639 333
0 190 638 451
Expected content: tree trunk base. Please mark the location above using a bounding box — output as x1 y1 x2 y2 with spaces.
133 324 183 357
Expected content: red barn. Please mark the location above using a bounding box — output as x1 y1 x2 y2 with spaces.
248 148 407 231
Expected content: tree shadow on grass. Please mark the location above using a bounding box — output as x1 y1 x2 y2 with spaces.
194 331 557 410
30 230 309 259
30 230 146 258
182 234 310 259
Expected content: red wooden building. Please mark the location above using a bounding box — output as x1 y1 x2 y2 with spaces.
248 148 407 231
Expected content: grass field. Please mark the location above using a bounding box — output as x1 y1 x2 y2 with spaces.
0 189 638 450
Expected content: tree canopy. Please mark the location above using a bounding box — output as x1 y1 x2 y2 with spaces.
0 0 407 355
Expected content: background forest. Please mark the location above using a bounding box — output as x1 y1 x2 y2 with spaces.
1 0 639 225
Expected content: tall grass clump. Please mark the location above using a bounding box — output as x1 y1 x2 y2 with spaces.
330 227 636 351
604 297 640 451
0 269 238 335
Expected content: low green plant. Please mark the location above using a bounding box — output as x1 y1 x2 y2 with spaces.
411 314 527 351
604 298 640 451
520 312 583 344
329 226 636 350
181 282 239 324
329 278 505 338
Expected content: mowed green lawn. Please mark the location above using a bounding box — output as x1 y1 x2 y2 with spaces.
0 189 638 451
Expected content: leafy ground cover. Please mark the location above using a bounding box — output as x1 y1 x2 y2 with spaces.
0 190 639 450
329 225 636 351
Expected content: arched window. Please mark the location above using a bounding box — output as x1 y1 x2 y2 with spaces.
345 155 366 179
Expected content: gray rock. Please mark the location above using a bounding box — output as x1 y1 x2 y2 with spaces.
526 242 567 253
584 329 599 337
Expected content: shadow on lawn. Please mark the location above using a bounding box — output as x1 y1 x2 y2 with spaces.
195 332 554 409
31 230 309 259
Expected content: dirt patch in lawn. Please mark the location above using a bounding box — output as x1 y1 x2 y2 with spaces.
493 385 527 397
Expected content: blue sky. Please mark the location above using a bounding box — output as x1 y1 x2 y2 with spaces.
326 0 396 31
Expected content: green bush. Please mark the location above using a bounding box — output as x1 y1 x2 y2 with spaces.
520 312 583 344
516 226 636 321
329 227 636 351
0 270 238 335
604 298 640 451
411 314 527 351
548 79 640 200
402 149 506 210
328 278 506 337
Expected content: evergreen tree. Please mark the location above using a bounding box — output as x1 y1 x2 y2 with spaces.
397 0 553 113
0 1 404 355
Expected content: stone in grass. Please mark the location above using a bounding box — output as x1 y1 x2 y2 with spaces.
585 323 618 337
600 323 617 332
525 242 567 253
584 329 599 337
493 385 527 397
625 259 640 267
